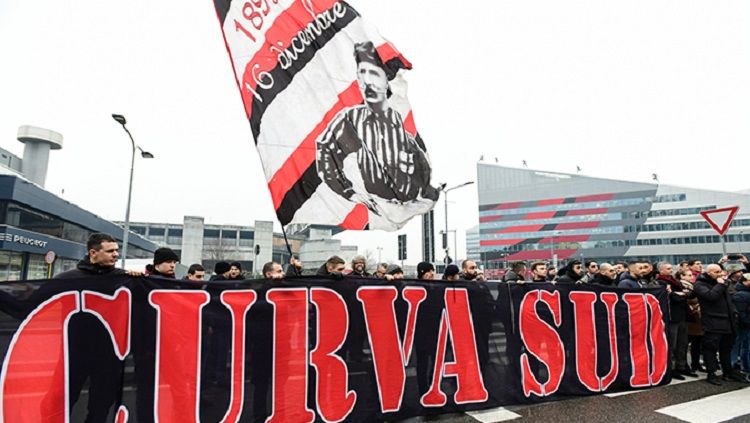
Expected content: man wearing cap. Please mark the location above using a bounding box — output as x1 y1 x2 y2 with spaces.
211 261 232 281
384 264 404 280
417 261 435 280
228 262 245 280
316 42 439 229
350 255 371 277
443 264 460 281
145 247 179 278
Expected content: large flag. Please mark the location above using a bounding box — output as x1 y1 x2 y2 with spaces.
213 0 440 230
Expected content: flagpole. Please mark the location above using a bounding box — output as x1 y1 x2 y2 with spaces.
281 225 294 261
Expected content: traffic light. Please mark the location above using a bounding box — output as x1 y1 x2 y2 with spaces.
254 245 260 255
442 232 448 249
397 234 407 261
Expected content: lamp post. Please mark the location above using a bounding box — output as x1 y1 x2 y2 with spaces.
442 181 474 264
112 114 154 268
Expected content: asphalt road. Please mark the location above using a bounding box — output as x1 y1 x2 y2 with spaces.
400 374 750 423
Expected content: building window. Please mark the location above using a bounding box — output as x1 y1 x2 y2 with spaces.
0 251 24 281
149 228 165 237
239 231 254 247
26 253 48 280
167 228 183 245
131 226 146 235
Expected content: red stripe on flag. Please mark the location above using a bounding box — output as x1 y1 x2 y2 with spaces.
403 111 417 137
567 208 608 216
575 193 614 203
339 203 369 230
376 42 412 68
268 81 363 209
239 0 339 120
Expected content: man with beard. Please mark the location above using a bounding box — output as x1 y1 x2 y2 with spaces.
557 260 584 284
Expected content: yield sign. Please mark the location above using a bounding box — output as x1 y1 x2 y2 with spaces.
700 206 739 236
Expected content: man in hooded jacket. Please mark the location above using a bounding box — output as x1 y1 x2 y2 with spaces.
556 260 584 284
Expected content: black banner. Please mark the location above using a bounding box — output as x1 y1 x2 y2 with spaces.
0 277 670 422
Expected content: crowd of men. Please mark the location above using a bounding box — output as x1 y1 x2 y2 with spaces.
55 232 750 421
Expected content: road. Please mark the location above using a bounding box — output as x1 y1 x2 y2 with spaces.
404 374 750 423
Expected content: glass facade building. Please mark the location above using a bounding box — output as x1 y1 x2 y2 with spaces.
475 164 750 269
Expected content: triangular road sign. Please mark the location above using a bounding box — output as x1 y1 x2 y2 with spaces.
700 206 739 236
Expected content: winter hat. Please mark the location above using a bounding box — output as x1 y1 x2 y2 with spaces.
417 262 435 279
724 261 745 275
214 261 231 275
444 264 460 278
153 248 179 265
386 264 403 275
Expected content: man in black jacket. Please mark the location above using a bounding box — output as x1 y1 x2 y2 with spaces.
55 233 137 422
655 262 695 379
732 274 750 377
694 264 744 385
556 260 584 284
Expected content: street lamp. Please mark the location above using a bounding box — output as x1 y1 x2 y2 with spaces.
441 181 474 264
112 114 154 268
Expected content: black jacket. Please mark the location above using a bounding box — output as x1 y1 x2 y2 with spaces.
591 273 616 286
55 257 127 279
617 272 647 289
656 274 691 323
733 282 750 329
694 273 737 334
556 263 583 285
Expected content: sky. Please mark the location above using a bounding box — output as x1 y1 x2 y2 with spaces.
1 1 749 265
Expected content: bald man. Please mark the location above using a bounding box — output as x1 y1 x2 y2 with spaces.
694 264 742 385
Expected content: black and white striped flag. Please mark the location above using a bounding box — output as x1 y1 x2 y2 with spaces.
213 0 439 230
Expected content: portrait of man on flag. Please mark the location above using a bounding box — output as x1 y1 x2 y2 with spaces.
316 41 440 224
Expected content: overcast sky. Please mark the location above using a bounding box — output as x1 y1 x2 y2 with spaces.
1 1 748 265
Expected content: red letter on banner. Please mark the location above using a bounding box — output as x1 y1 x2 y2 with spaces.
569 291 619 392
0 292 79 422
266 288 315 423
357 286 426 413
519 290 565 397
646 293 668 384
420 289 489 407
81 288 133 419
623 293 651 387
82 288 132 360
149 290 210 423
310 288 356 422
219 290 257 423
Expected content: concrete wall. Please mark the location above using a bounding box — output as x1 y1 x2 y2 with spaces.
181 216 204 266
253 220 274 275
